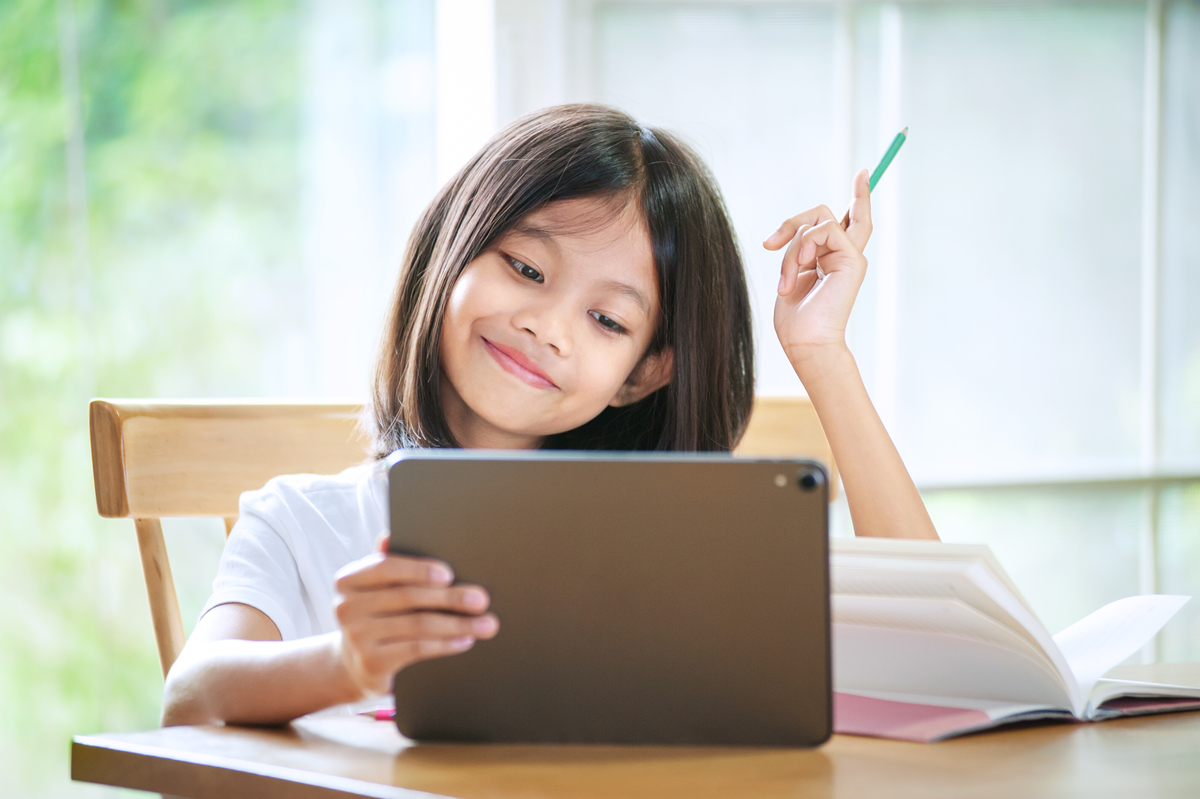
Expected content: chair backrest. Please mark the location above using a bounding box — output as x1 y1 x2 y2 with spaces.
737 397 840 494
89 397 835 678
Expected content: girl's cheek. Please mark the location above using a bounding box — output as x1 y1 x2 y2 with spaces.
583 344 641 398
443 283 475 333
468 275 521 319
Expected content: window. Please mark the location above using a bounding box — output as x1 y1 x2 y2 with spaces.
494 0 1200 655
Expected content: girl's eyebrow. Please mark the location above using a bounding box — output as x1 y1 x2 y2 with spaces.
597 279 650 314
509 221 560 250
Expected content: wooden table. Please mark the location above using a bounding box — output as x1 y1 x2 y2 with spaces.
72 664 1200 799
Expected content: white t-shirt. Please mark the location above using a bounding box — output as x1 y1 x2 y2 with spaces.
201 460 389 641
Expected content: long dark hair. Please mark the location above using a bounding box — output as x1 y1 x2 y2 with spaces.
369 104 754 455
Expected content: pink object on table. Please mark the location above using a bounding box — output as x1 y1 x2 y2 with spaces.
833 692 996 743
359 708 396 721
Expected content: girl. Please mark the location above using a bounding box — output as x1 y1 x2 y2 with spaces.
162 104 938 726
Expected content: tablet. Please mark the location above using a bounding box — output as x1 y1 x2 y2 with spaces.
387 450 831 747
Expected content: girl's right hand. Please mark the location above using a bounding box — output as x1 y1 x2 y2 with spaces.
332 532 499 697
764 169 873 373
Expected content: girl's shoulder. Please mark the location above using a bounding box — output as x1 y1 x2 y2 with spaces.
251 459 386 498
237 459 389 545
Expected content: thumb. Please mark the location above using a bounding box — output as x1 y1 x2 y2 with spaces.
375 530 389 553
846 168 873 252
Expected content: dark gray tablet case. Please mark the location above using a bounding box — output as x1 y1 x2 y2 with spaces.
387 450 831 747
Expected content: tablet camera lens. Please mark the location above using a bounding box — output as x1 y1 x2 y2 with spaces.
798 472 820 491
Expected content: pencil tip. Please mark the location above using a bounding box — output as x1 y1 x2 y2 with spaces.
901 127 909 135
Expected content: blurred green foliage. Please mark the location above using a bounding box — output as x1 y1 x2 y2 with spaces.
0 0 301 795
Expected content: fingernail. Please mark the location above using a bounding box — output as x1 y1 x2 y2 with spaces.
463 588 487 611
472 616 498 635
777 273 786 294
450 636 475 651
430 564 453 585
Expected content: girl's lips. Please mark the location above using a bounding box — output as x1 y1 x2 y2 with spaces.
482 338 559 389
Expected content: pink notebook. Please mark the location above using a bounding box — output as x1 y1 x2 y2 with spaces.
833 691 1200 743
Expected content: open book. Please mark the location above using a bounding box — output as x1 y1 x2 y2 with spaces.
831 537 1200 742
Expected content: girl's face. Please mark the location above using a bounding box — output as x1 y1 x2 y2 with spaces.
438 197 672 449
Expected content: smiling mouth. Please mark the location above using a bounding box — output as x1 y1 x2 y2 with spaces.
482 338 559 390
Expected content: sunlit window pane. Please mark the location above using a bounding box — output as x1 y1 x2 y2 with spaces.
302 0 435 397
592 3 839 395
1160 0 1200 470
1158 482 1200 661
891 3 1147 483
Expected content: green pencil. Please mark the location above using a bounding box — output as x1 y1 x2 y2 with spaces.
841 127 908 229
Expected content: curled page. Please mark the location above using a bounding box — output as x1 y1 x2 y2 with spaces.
1052 595 1190 702
834 622 1073 708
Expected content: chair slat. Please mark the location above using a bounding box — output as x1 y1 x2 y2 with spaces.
135 518 186 678
90 400 372 519
737 396 840 497
90 400 130 517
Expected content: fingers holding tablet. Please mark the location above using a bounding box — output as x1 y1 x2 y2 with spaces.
332 532 498 697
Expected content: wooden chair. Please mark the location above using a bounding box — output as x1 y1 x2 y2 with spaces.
89 397 836 679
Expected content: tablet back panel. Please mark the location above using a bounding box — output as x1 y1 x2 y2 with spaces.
388 451 830 747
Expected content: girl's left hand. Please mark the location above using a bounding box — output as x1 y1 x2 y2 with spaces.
764 168 873 371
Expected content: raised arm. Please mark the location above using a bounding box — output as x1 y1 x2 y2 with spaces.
763 170 938 540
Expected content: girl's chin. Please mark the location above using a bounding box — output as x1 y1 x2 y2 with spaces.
455 401 558 437
470 408 587 443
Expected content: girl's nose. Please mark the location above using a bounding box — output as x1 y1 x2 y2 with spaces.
512 299 573 356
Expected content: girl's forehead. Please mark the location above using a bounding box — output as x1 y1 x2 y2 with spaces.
508 197 651 256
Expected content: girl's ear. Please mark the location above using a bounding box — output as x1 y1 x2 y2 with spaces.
609 346 675 407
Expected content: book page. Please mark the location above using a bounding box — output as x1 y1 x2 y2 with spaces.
834 559 1036 644
834 594 1061 677
1051 595 1190 708
834 623 1074 708
831 537 1035 616
832 540 1084 714
1088 677 1200 712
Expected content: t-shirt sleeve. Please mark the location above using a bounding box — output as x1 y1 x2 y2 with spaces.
200 498 310 642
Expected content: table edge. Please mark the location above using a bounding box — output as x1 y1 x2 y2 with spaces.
71 733 452 799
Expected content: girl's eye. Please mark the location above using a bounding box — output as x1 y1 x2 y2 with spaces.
507 256 543 283
589 311 628 335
